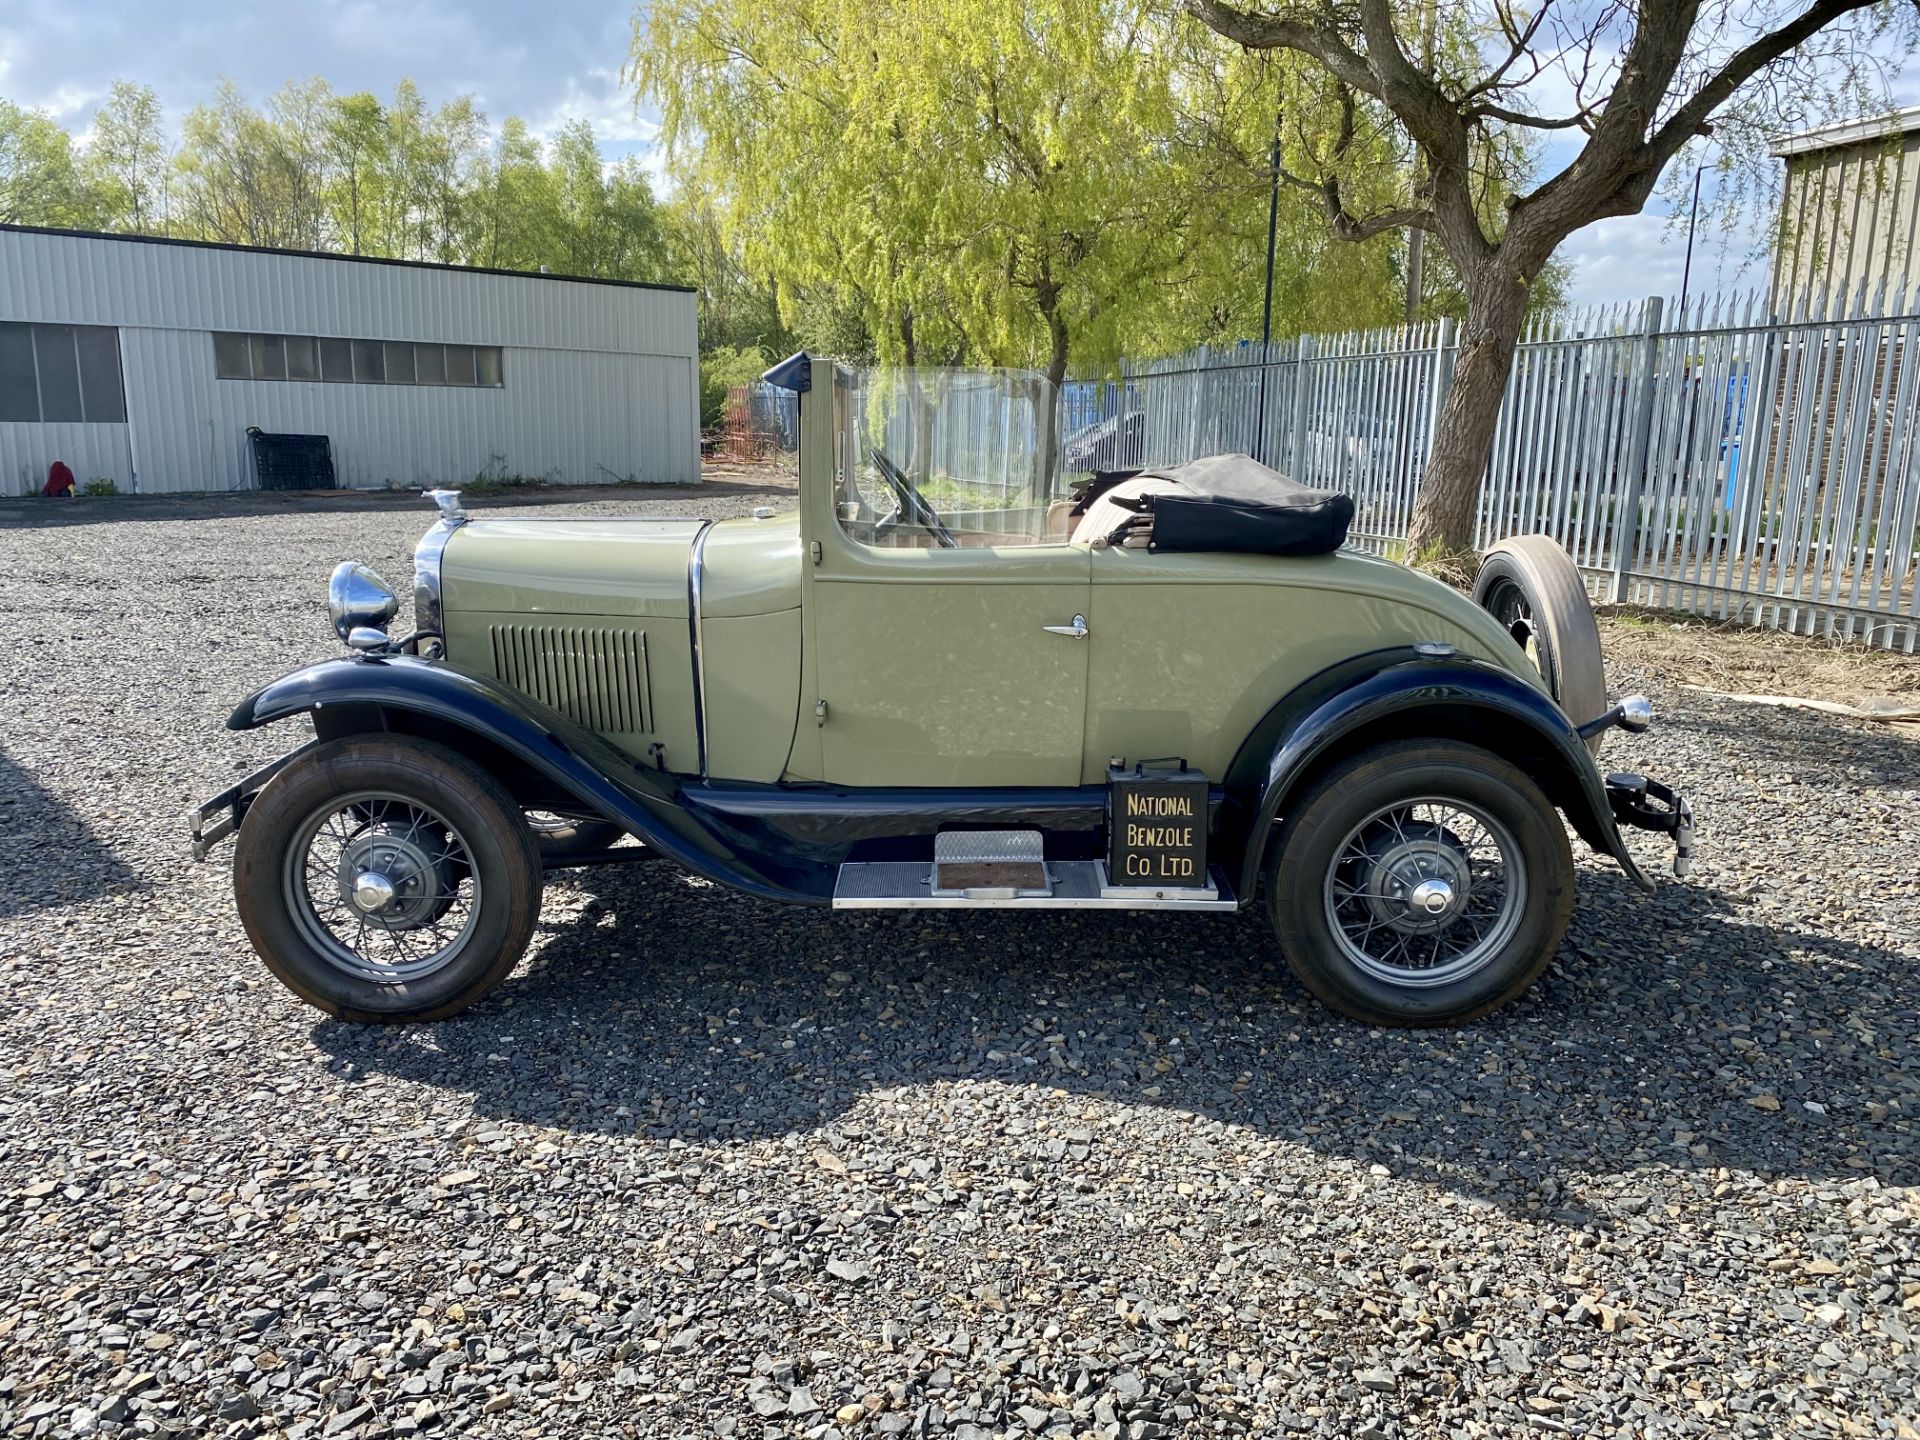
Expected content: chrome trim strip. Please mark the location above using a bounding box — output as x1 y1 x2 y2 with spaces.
412 514 466 638
687 520 717 779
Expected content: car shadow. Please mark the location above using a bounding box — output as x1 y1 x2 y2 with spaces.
0 746 143 919
311 859 1918 1221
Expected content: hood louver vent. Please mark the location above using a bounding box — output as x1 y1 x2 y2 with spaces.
488 623 653 735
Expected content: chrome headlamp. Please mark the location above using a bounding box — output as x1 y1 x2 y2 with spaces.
327 561 399 647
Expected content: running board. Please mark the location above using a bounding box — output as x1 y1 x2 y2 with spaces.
832 861 1238 910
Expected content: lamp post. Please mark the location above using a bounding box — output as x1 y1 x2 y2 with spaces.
1679 163 1705 318
1253 108 1282 466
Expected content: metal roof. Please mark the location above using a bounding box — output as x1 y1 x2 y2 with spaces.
1769 106 1920 159
0 223 695 294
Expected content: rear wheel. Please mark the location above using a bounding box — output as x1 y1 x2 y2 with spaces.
1266 741 1574 1027
234 736 543 1022
1473 535 1608 752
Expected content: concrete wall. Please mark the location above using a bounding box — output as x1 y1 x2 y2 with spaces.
0 226 699 494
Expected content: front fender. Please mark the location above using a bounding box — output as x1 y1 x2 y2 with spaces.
228 656 823 902
1221 648 1651 900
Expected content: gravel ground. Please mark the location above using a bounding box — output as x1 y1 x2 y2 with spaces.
1 486 1917 1440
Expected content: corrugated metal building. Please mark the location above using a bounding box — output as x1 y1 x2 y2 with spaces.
1770 107 1920 305
0 224 699 496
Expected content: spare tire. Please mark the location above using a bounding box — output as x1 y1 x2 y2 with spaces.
1472 536 1609 753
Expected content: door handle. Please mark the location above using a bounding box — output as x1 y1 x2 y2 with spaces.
1042 614 1089 639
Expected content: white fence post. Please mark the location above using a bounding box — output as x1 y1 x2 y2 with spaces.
1427 318 1458 468
1286 335 1314 477
1608 295 1667 604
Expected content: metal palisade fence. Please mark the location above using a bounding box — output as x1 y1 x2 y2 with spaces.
1063 285 1920 651
743 285 1920 649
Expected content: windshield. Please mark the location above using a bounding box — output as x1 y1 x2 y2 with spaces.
830 366 1073 549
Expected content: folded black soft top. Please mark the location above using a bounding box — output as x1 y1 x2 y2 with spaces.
1078 453 1354 556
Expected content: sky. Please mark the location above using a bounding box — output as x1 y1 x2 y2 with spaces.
0 4 1911 311
0 2 661 168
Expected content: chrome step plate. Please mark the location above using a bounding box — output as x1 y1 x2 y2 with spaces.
932 828 1049 896
833 861 1236 910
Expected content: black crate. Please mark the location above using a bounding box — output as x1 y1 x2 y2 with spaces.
248 429 336 491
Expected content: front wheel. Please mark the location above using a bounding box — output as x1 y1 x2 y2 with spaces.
234 736 543 1022
1266 741 1574 1027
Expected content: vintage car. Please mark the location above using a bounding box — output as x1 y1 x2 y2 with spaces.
189 356 1692 1028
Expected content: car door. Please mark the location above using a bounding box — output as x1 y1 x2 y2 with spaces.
811 540 1093 788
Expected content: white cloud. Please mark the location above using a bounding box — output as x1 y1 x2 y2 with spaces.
0 3 667 174
1558 208 1772 310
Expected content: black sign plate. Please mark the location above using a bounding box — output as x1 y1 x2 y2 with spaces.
1107 763 1208 887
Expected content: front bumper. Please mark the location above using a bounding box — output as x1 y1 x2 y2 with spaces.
1604 771 1695 878
186 740 322 861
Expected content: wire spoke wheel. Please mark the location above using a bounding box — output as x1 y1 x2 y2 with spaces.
1322 797 1527 988
1482 576 1539 665
1268 740 1573 1027
237 736 543 1023
283 790 483 984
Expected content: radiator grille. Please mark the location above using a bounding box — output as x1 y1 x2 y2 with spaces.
488 623 652 734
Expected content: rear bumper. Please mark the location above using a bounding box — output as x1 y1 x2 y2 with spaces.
1604 771 1695 879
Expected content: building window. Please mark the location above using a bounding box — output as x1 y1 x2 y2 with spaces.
214 331 504 388
0 322 127 424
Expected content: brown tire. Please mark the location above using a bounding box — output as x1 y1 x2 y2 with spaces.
234 735 542 1022
1473 535 1608 753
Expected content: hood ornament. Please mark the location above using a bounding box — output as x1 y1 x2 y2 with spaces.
424 488 466 522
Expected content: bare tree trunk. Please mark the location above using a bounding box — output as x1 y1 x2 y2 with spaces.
1407 265 1531 555
900 309 936 485
1037 301 1069 498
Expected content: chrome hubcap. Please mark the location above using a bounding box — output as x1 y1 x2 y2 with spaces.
1356 823 1473 936
1409 876 1455 917
1324 799 1526 988
350 870 398 913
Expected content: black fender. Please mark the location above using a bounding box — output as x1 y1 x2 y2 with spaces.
228 655 828 903
1219 647 1651 901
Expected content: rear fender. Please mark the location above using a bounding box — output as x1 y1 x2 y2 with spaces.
228 656 824 902
1220 648 1650 900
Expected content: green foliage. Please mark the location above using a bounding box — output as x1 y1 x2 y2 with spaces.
698 344 772 429
0 98 102 226
635 0 1408 386
0 78 676 286
83 82 167 232
80 477 118 497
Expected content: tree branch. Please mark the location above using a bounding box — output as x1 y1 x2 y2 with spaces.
1463 101 1596 132
1182 0 1380 97
1646 0 1882 172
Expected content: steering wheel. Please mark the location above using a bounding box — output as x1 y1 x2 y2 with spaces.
869 447 958 549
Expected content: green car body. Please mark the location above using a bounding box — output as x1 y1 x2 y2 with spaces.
436 359 1535 792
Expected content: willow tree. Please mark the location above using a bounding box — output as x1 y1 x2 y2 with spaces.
634 0 1404 449
1190 0 1920 559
